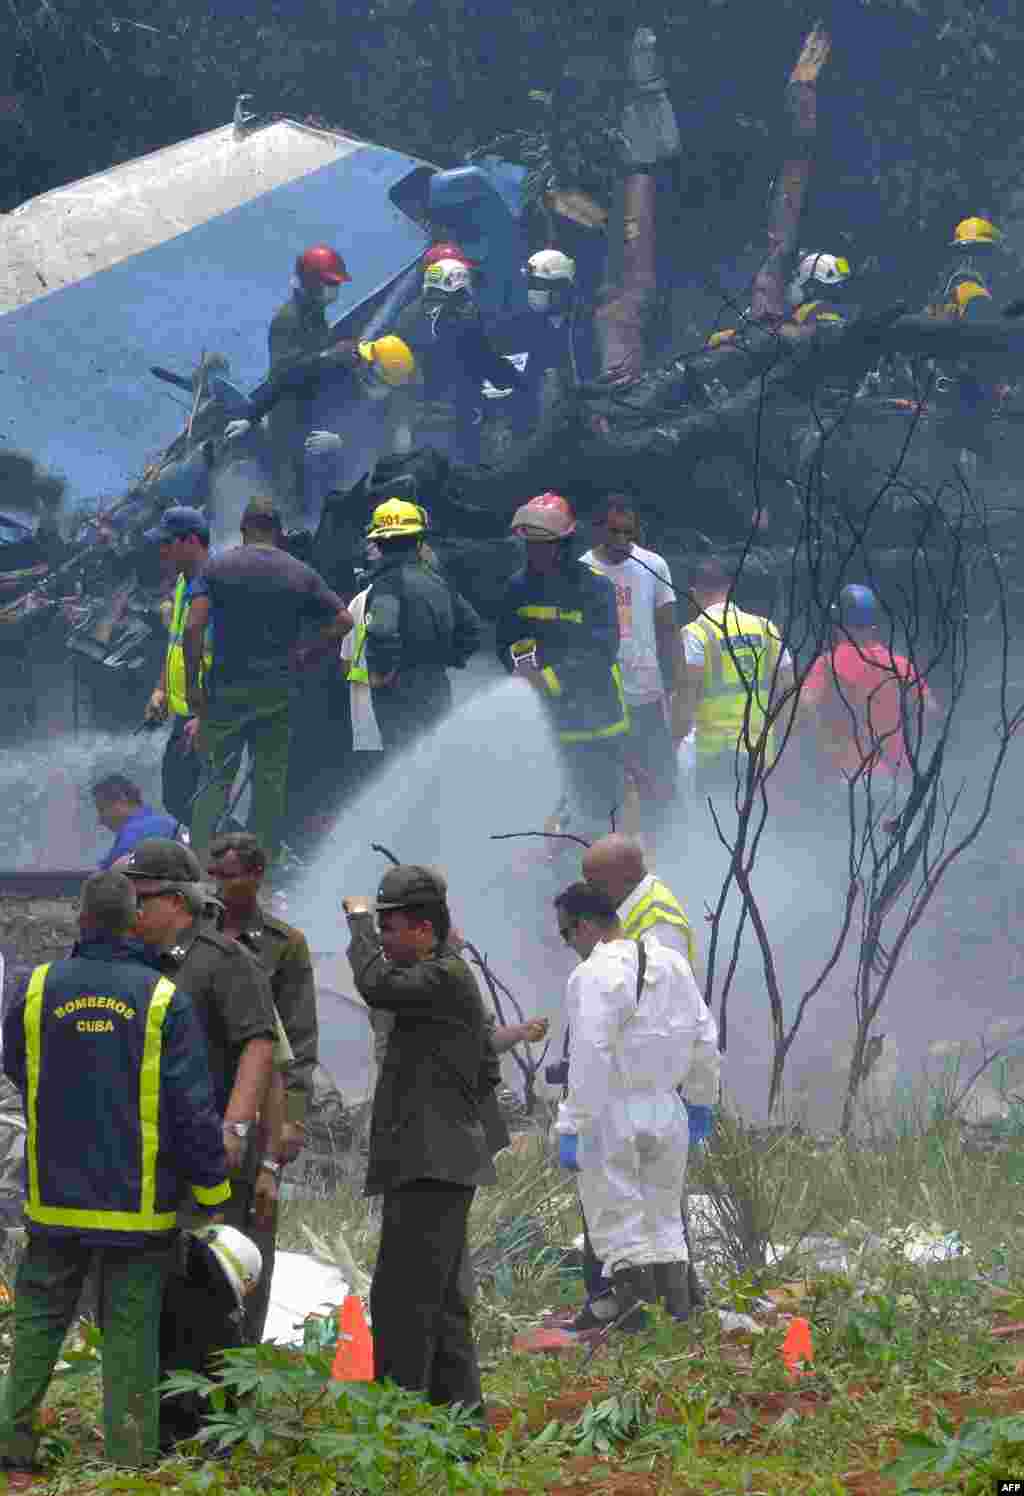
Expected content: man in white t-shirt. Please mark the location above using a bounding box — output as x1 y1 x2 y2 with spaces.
580 499 679 842
340 582 383 757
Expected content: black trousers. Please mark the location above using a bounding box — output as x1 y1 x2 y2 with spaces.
370 1181 481 1410
161 714 202 829
371 671 452 754
220 1175 278 1346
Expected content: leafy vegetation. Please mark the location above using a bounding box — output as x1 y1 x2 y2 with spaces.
9 1103 1024 1494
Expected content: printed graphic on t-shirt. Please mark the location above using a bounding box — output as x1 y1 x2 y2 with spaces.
614 582 633 640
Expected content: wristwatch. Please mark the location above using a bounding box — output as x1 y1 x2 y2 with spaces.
260 1158 282 1178
223 1121 252 1139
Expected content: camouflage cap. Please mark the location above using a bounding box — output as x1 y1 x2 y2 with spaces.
375 864 448 911
119 838 202 884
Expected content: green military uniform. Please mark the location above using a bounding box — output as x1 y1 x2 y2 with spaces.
157 920 277 1344
188 539 346 864
232 904 319 1341
267 295 332 513
348 866 496 1411
236 906 317 1124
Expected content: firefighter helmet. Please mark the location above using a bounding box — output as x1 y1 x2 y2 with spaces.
951 217 999 247
510 491 577 540
357 336 417 387
423 259 473 297
423 241 478 269
366 498 427 540
295 244 350 287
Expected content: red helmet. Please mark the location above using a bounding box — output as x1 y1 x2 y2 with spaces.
510 491 576 539
295 244 351 287
423 241 478 270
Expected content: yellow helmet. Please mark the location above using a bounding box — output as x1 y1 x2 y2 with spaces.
358 335 417 388
951 216 999 247
366 498 426 540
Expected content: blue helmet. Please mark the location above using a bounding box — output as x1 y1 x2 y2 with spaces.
835 583 879 629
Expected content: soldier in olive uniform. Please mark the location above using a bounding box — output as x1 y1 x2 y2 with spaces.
117 840 279 1342
208 831 319 1340
344 866 496 1413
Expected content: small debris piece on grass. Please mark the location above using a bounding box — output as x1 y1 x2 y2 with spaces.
512 1325 580 1354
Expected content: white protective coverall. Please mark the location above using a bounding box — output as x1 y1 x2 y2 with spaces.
556 934 720 1271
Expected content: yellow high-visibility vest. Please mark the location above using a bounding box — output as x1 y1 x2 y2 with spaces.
685 602 782 762
23 965 227 1232
621 877 697 970
348 617 369 685
166 574 212 717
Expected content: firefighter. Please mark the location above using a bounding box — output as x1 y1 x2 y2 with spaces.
488 248 580 437
785 250 852 329
496 492 629 840
928 217 1004 473
264 244 351 516
117 838 279 1344
394 255 527 464
706 249 850 350
225 335 417 530
931 217 1001 323
362 498 482 752
0 871 231 1471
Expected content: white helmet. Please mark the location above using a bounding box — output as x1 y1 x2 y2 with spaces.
527 249 576 284
423 259 473 297
789 250 851 304
525 248 576 312
192 1224 263 1307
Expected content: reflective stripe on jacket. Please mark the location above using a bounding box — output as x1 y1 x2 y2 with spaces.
621 878 697 970
166 574 212 717
685 602 782 762
929 262 994 322
21 958 230 1236
791 300 845 327
512 601 630 743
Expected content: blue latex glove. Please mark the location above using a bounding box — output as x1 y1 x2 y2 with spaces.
686 1103 714 1147
558 1133 579 1172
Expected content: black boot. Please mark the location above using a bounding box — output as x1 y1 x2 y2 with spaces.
610 1265 655 1332
652 1261 692 1322
571 1291 619 1332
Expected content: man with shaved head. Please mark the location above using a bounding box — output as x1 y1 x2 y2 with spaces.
582 834 699 978
578 834 715 1325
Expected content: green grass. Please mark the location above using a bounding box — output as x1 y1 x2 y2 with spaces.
11 1105 1024 1494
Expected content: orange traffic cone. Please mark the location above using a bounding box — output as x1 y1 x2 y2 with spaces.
781 1316 814 1380
330 1294 375 1382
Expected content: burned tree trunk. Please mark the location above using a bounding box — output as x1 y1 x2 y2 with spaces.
749 23 832 325
594 26 679 383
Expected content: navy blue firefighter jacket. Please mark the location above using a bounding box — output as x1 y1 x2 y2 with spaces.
2 937 231 1246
